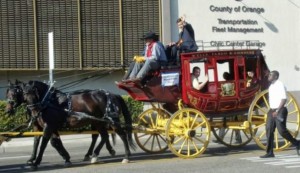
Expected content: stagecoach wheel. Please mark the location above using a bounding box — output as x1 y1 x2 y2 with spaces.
134 108 171 153
165 108 211 158
211 121 253 148
248 90 300 151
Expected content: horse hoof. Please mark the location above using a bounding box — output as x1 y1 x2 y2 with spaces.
83 156 90 161
110 150 116 157
64 161 72 167
30 165 38 171
122 159 129 164
27 160 34 166
91 157 98 164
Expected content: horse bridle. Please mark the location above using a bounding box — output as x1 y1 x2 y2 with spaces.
6 86 23 107
23 85 42 109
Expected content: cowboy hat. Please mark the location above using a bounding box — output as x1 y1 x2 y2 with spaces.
141 31 159 40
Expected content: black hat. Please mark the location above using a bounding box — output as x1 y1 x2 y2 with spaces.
141 31 159 40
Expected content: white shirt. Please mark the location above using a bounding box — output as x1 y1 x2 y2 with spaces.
269 80 287 109
192 75 201 90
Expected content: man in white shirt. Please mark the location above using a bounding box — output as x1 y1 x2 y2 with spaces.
260 70 300 158
191 66 208 91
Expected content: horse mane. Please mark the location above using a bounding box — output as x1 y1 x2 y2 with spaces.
26 80 51 101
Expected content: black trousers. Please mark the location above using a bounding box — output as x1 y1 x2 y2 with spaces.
266 107 299 154
165 45 178 64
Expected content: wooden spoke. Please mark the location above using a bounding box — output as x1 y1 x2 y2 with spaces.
258 130 266 139
186 112 190 129
187 139 190 156
288 110 299 115
251 115 265 120
151 135 156 150
254 104 268 114
192 121 206 129
252 123 266 130
191 139 200 153
140 117 148 124
155 135 162 150
275 130 279 149
190 113 199 128
286 99 293 106
149 115 156 128
174 136 185 145
262 95 270 108
178 138 187 154
229 130 234 145
242 130 251 140
157 134 167 143
143 135 153 146
194 136 206 144
137 133 148 138
287 120 298 124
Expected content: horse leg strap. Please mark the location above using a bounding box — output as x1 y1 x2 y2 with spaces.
71 111 109 123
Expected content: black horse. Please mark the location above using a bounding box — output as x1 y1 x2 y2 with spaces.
6 81 71 170
6 81 116 164
6 80 135 171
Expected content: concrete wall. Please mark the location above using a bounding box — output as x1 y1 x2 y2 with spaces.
0 70 127 99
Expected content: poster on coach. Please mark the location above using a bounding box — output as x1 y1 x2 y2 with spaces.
170 0 300 91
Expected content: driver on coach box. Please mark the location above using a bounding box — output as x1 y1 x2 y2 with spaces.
121 31 167 84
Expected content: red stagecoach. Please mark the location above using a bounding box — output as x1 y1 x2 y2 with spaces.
116 48 300 158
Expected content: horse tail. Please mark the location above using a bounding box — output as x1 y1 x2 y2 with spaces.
116 95 136 151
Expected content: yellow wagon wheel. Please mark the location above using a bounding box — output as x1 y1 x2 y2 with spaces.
134 108 171 153
165 108 211 158
248 90 300 151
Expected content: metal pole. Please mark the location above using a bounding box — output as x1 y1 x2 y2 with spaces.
48 32 54 85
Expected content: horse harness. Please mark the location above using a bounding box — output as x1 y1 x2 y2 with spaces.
25 84 120 126
66 89 119 124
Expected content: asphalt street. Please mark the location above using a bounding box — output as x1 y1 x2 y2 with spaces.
1 134 300 173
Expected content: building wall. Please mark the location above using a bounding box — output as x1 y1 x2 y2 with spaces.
0 0 160 99
167 0 300 92
1 0 300 102
0 70 128 99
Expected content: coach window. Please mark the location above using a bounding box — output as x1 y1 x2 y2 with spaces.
245 56 257 74
217 59 234 81
190 61 210 91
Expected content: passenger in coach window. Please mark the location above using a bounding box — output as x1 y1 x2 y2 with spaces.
246 71 258 87
223 72 233 81
191 66 208 91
